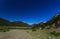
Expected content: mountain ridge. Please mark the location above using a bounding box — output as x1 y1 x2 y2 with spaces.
0 18 29 26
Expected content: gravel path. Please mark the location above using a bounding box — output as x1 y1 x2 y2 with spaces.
0 30 33 39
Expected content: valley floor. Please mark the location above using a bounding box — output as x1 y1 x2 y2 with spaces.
0 30 33 39
0 29 60 39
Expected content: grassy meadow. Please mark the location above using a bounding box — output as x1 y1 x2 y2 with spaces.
25 28 60 39
0 26 60 39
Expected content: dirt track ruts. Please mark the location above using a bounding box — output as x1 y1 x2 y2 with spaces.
0 30 33 39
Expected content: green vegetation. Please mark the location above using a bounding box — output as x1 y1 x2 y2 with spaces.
0 28 9 32
50 31 60 37
0 13 60 39
25 29 60 39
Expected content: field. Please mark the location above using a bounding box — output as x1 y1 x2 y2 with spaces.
0 27 60 39
26 29 60 39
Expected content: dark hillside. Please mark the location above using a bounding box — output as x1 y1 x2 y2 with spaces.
0 18 11 26
0 18 30 27
32 13 60 30
45 13 60 28
46 13 60 25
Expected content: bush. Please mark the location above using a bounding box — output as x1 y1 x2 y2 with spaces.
0 29 9 32
50 31 60 37
3 30 7 32
32 29 36 31
32 27 36 31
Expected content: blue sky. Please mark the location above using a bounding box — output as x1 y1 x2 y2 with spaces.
0 0 60 24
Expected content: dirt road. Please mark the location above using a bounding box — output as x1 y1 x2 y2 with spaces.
0 30 33 39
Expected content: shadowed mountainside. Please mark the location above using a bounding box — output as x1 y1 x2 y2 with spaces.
0 13 60 29
0 18 30 27
32 13 60 30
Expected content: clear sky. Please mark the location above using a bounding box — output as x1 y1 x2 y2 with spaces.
0 0 60 24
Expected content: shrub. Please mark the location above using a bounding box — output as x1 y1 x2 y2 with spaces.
50 31 60 37
32 27 36 31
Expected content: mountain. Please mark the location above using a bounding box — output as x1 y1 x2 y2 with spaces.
0 13 60 28
11 21 30 27
32 13 60 29
46 13 60 28
0 18 11 26
46 13 60 25
0 18 29 26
